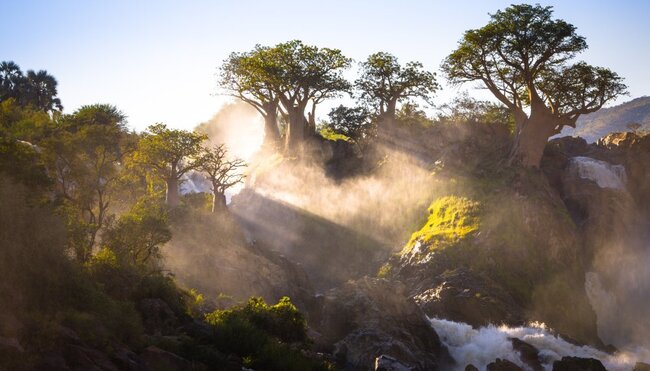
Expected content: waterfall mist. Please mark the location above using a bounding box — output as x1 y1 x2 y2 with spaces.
567 156 650 355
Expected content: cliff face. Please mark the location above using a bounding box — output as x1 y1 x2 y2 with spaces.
543 132 650 349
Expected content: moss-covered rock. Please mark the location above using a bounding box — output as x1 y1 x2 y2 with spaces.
402 196 481 256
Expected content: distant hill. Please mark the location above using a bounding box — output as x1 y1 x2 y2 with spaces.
558 96 650 142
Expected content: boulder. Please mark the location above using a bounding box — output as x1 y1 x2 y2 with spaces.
509 337 543 371
486 358 523 371
634 362 650 371
465 365 479 371
412 267 524 328
312 277 451 371
552 356 606 371
64 344 120 371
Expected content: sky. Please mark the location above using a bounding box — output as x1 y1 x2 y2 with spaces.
2 0 649 132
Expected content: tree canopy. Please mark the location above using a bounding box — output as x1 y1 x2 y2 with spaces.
442 4 627 166
219 40 351 152
132 123 207 206
356 52 438 122
0 61 63 112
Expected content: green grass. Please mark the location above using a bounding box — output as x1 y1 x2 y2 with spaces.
402 195 481 256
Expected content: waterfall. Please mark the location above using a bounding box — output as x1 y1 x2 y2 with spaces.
568 156 627 190
430 317 645 371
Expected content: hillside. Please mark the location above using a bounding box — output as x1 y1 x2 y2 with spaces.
559 96 650 142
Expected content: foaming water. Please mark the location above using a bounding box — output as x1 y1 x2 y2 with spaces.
568 156 627 190
430 318 646 371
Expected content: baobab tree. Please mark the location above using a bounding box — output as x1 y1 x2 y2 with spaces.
356 52 438 124
219 40 351 153
133 124 207 206
442 4 626 167
199 144 246 212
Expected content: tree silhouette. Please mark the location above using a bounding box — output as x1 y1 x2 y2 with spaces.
199 144 246 212
0 61 62 112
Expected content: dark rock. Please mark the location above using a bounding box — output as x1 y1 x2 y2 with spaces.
112 348 150 371
65 344 120 371
140 346 199 371
465 365 479 371
313 277 451 371
374 354 415 371
138 298 178 336
0 336 24 353
634 362 650 371
412 267 525 328
552 356 606 371
39 352 71 370
487 358 523 371
509 337 543 371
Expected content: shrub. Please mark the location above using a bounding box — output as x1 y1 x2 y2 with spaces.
204 297 328 371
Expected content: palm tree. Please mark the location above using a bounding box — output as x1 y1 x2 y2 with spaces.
0 61 26 101
24 69 63 112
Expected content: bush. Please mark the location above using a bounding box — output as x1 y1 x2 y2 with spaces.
204 297 329 371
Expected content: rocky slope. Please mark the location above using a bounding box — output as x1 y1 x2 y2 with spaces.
558 96 650 142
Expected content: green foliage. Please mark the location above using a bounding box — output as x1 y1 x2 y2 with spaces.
0 98 57 141
37 104 131 261
395 103 434 128
356 52 438 117
321 105 377 153
103 198 172 269
319 127 351 142
0 136 50 193
435 93 515 133
131 123 207 205
402 195 481 255
220 40 351 149
0 61 63 112
205 297 328 371
133 123 207 179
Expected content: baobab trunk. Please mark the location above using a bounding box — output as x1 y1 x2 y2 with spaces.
165 177 180 206
263 114 281 147
285 110 306 153
508 109 556 168
384 98 398 124
211 191 227 213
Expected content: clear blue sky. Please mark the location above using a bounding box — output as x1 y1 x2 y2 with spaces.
2 0 649 131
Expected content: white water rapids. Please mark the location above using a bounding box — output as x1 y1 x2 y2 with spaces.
568 156 627 190
430 318 647 371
